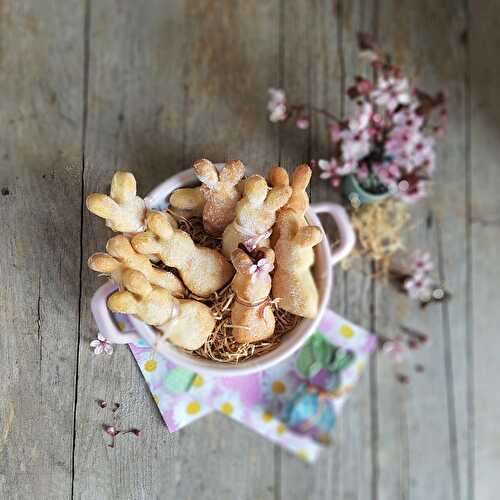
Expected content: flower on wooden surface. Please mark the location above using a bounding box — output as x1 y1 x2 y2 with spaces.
267 88 288 123
404 274 434 302
409 251 434 277
90 333 113 355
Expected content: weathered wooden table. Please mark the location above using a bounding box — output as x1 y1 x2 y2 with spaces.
1 1 497 499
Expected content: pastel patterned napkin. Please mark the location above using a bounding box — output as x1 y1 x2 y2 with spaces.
111 310 376 462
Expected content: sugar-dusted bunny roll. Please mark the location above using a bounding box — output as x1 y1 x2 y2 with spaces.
88 234 184 297
131 211 234 297
107 269 214 350
230 247 275 343
272 209 323 318
86 171 146 232
222 175 292 258
268 164 312 247
194 158 245 235
169 186 206 218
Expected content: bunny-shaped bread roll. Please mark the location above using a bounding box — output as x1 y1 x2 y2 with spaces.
230 247 275 343
222 175 292 258
193 159 245 235
268 164 312 247
131 211 234 297
86 171 146 232
107 269 214 350
272 210 323 318
88 234 184 297
169 186 206 218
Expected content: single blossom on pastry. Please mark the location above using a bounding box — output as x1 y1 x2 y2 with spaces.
249 258 274 282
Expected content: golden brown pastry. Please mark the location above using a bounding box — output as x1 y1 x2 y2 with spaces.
268 164 312 247
86 171 146 232
222 175 292 258
169 186 206 218
131 211 234 297
88 234 184 297
193 158 246 235
107 269 214 350
230 247 275 343
272 209 323 318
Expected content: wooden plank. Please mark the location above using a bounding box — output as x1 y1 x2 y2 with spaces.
75 1 280 499
0 1 84 498
279 1 376 498
374 2 469 499
470 3 500 499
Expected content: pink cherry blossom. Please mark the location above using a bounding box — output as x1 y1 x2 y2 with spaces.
340 128 371 163
404 274 433 301
249 258 274 282
382 340 406 363
318 158 347 187
295 115 310 129
397 177 427 203
371 76 411 111
348 101 373 132
328 122 342 142
90 333 113 355
410 251 434 277
267 88 288 123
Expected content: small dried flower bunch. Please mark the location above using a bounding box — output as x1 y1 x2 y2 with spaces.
268 33 447 203
390 250 450 307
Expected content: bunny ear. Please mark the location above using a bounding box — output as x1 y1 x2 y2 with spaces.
194 159 219 188
220 160 245 186
122 269 152 297
88 253 120 273
86 193 120 220
291 164 312 190
170 187 205 210
131 231 162 255
106 234 135 259
244 175 268 205
268 166 289 188
265 185 292 210
107 290 140 315
110 171 137 204
294 226 323 248
231 248 255 273
147 211 174 240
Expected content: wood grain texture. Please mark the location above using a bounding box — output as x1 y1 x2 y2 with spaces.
373 2 469 500
470 2 500 499
0 1 84 499
0 0 497 498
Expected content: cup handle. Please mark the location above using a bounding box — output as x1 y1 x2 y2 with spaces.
311 202 356 266
90 281 141 344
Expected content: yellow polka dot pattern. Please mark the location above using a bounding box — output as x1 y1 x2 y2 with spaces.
340 324 355 338
187 401 201 415
220 402 234 415
144 359 157 372
272 381 286 394
192 375 204 388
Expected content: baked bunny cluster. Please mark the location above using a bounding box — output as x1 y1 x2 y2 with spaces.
87 162 323 354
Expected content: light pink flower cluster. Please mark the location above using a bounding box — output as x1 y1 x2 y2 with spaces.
404 251 434 301
268 33 447 204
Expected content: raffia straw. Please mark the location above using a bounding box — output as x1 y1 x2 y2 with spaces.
157 208 301 364
342 198 410 275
